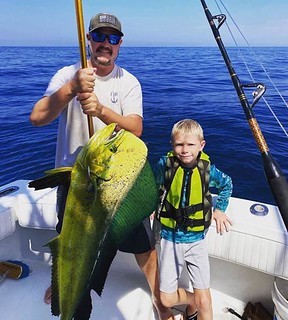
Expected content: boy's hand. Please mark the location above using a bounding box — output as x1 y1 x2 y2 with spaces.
212 209 233 235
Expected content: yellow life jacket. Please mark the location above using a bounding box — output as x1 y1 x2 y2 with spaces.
157 151 212 232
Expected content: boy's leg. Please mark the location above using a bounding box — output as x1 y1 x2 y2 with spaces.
159 239 212 319
135 249 175 320
159 239 197 317
119 218 174 320
185 239 212 320
192 288 212 320
160 287 212 320
160 288 196 310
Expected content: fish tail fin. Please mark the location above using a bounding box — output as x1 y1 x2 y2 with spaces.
46 237 61 316
28 167 72 190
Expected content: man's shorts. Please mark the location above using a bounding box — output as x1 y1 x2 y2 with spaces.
56 185 155 254
118 216 156 254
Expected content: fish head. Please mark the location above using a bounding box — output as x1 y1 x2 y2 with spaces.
77 123 133 181
89 128 128 181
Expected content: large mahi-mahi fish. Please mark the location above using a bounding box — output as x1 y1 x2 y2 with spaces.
29 123 158 320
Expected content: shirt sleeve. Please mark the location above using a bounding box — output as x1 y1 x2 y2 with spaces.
44 64 79 97
209 164 233 212
118 68 143 118
122 81 143 118
154 156 166 188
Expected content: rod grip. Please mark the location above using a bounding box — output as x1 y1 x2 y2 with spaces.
263 153 288 231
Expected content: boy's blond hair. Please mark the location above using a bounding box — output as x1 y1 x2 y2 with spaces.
171 119 204 141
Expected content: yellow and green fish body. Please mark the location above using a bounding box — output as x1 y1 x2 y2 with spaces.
29 123 158 320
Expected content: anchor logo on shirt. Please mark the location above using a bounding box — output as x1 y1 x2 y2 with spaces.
110 92 118 104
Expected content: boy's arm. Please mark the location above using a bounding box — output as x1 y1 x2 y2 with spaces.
154 156 166 188
209 164 233 234
212 209 233 235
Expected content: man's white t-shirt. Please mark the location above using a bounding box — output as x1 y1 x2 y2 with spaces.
44 62 143 168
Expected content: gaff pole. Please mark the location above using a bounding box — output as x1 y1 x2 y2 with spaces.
74 0 94 138
200 0 288 231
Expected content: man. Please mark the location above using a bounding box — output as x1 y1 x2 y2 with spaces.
30 13 173 320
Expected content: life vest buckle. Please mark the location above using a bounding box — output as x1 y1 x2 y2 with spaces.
177 212 194 230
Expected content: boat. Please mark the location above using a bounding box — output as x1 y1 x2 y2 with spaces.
1 1 288 320
1 179 288 319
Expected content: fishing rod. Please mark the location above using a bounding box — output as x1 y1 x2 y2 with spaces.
200 0 288 231
74 0 94 138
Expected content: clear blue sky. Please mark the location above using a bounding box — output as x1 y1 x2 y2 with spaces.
2 0 288 47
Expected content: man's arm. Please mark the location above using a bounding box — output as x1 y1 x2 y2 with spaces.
30 68 96 126
99 107 143 137
30 83 75 126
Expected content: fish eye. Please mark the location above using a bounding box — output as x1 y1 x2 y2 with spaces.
109 144 117 153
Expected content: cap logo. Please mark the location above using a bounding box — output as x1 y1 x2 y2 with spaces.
99 14 116 26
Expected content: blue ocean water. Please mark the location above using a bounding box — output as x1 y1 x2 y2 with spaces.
0 46 287 205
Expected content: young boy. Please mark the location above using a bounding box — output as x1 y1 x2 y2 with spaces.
155 119 233 320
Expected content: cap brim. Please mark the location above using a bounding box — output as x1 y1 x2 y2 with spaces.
90 26 123 37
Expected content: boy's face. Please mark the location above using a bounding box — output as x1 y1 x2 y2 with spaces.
172 132 206 168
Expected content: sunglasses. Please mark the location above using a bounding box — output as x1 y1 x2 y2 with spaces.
91 31 121 45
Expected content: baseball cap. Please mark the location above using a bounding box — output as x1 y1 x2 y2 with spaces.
89 13 124 36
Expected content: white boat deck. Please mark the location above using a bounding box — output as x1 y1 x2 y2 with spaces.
0 225 276 320
0 241 159 320
1 180 287 319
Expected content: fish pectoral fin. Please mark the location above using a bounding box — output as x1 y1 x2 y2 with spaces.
90 239 118 297
90 171 112 182
89 162 112 181
96 173 112 181
28 167 72 190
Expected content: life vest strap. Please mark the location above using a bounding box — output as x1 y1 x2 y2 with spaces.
161 203 204 229
161 203 203 218
179 215 204 228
